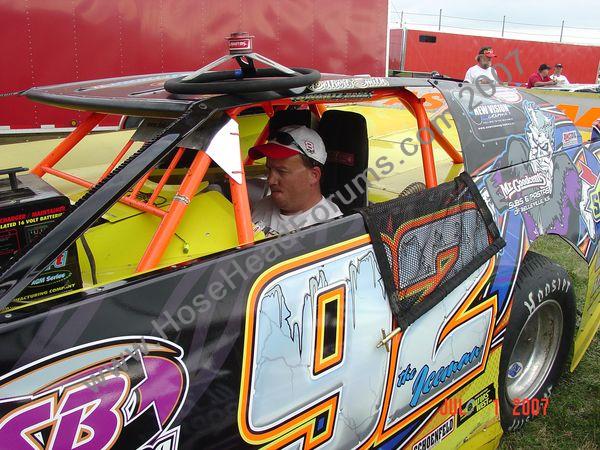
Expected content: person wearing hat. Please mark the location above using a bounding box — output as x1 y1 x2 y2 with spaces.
464 47 499 84
248 124 342 236
526 64 557 88
550 63 570 85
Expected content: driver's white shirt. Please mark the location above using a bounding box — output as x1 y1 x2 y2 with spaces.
464 65 497 84
252 196 342 236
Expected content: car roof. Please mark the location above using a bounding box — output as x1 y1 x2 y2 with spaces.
22 72 437 118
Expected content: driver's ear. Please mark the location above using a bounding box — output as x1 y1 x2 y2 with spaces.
310 166 322 185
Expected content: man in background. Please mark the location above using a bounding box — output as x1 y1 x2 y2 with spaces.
464 47 499 84
527 64 557 88
550 63 570 85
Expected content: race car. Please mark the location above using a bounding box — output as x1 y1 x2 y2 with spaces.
0 34 598 449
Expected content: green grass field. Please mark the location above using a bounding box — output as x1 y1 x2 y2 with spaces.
499 236 600 450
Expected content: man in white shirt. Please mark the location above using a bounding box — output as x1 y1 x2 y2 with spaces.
248 125 342 236
550 63 570 85
464 47 499 84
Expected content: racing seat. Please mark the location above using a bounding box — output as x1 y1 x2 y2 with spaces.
318 110 369 214
268 109 319 135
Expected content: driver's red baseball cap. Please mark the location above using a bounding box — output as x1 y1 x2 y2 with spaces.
249 125 327 165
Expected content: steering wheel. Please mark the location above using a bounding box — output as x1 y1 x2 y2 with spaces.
164 67 320 95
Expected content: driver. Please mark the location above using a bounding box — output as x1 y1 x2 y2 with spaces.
249 125 342 236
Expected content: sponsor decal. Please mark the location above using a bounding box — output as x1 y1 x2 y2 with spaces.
229 38 252 51
292 91 374 102
29 269 72 287
456 384 496 427
498 173 549 200
397 345 484 407
562 130 579 148
492 87 522 104
468 102 513 129
307 77 390 92
507 362 523 379
524 276 571 315
0 336 188 450
412 417 454 450
575 149 600 233
472 103 510 117
304 140 315 154
50 250 68 269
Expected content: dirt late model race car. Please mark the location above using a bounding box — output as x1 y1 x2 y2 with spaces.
0 41 599 450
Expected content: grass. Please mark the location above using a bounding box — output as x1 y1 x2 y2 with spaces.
499 236 600 450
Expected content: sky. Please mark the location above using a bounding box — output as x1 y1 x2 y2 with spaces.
389 0 600 46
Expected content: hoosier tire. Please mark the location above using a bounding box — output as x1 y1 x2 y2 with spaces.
498 251 576 431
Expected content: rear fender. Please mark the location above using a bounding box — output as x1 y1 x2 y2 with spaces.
478 138 600 370
436 76 600 369
434 77 600 370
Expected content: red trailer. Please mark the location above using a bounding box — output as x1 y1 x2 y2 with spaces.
389 28 600 85
0 0 389 133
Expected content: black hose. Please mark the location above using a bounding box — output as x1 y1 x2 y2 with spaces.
164 68 320 94
79 234 98 285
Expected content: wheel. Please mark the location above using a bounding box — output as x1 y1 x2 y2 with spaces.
163 67 320 94
498 251 576 431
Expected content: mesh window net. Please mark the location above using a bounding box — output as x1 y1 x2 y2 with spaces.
360 173 505 329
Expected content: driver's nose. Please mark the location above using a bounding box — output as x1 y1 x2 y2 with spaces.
267 169 278 186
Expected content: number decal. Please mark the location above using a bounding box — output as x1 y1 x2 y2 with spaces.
239 236 499 449
313 284 346 376
239 236 391 449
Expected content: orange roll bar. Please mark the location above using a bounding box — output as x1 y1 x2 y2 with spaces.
129 169 153 200
429 121 463 164
402 105 463 164
41 166 166 217
98 139 134 182
137 151 212 272
41 166 94 189
148 147 185 205
230 167 254 247
244 122 271 166
243 104 289 166
31 113 107 176
311 103 327 119
400 91 438 188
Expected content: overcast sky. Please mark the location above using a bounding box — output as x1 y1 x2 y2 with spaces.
389 0 600 45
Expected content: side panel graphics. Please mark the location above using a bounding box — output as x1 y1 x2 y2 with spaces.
239 236 503 449
0 337 188 450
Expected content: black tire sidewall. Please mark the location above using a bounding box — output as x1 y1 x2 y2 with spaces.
498 251 576 431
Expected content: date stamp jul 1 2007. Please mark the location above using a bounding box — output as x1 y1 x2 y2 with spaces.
440 396 550 417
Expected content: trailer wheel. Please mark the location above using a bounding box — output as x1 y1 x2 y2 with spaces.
164 67 320 94
498 251 576 431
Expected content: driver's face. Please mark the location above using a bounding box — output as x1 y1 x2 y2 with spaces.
266 155 320 214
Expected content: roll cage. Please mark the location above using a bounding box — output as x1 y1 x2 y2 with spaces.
0 81 464 310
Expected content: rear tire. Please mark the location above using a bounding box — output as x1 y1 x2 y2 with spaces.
498 251 576 431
